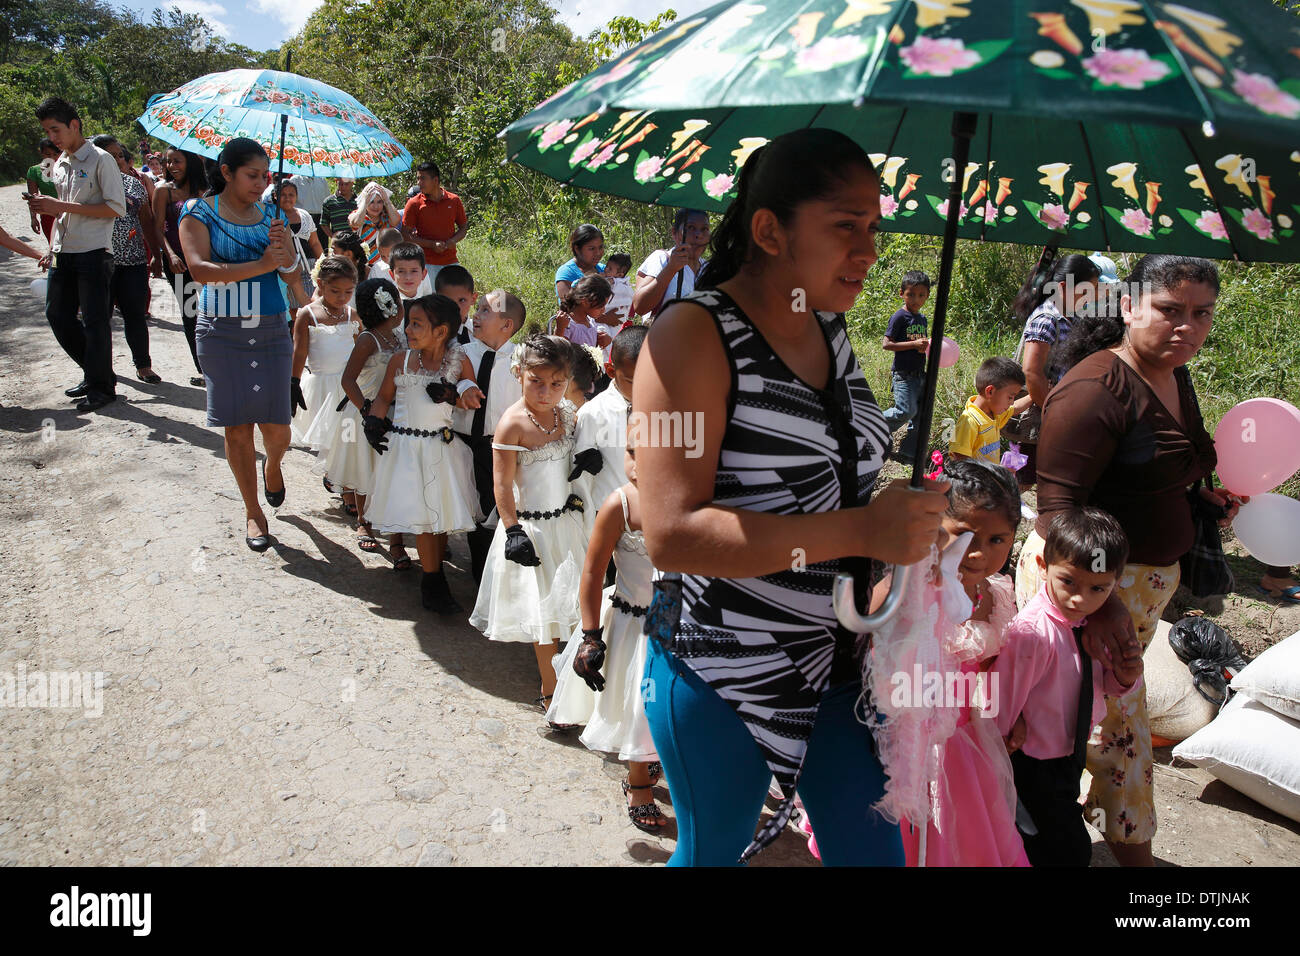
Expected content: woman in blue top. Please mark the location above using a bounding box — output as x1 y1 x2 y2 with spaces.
554 223 624 329
180 138 299 552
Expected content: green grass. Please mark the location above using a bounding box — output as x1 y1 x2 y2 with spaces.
457 232 1300 499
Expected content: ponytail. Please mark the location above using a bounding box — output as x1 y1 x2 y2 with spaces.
1013 252 1100 324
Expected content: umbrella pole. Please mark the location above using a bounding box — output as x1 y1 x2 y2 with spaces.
908 111 976 489
832 112 976 634
271 50 292 222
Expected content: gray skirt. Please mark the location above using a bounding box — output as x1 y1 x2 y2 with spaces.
196 312 292 427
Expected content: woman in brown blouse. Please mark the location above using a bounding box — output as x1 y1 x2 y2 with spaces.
1014 254 1242 866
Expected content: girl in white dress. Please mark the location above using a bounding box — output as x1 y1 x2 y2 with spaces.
548 439 665 832
364 294 485 613
290 256 359 468
470 334 592 711
318 278 407 557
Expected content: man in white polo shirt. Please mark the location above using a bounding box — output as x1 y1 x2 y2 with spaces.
26 97 125 413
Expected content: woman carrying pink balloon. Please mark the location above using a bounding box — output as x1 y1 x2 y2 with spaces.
1015 254 1243 868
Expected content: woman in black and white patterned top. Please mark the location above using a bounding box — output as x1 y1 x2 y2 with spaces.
635 128 950 866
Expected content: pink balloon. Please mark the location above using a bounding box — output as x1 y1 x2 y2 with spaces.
938 336 959 368
1213 398 1300 496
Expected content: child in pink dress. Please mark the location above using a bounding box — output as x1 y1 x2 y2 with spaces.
901 459 1030 867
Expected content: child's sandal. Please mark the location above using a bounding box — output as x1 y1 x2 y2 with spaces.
536 695 579 733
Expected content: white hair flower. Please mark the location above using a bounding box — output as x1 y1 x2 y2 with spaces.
374 287 398 319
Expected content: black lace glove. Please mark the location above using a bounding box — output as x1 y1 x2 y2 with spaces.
572 627 607 693
567 447 604 482
426 380 458 405
564 493 585 514
291 376 307 414
503 524 541 567
362 413 391 455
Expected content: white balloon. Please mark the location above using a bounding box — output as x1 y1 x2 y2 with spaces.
30 277 47 297
1231 493 1300 566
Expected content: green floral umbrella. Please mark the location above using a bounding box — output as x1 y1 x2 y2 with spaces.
502 0 1300 630
503 0 1300 260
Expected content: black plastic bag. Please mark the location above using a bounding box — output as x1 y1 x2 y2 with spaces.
1167 616 1249 704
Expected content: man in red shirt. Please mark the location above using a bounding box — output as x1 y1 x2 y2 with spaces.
401 161 468 285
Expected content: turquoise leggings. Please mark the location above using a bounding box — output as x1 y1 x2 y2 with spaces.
644 638 904 867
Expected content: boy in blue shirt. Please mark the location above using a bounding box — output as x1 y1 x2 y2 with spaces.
881 270 931 461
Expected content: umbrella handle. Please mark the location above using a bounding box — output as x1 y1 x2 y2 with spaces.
834 559 915 633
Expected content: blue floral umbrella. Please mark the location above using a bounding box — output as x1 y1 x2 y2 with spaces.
137 68 412 180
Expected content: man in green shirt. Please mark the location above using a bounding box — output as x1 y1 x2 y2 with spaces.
320 178 357 246
25 139 60 240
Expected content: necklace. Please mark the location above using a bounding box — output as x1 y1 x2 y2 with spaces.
320 302 347 324
527 407 560 434
416 349 441 374
373 327 398 351
221 198 262 225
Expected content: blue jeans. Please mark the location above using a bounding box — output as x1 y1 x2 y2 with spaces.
882 371 924 457
643 638 903 867
46 249 116 399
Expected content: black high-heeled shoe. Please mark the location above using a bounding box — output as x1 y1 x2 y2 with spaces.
262 460 285 508
420 569 463 614
246 517 272 552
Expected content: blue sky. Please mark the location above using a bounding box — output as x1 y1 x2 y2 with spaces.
114 0 716 54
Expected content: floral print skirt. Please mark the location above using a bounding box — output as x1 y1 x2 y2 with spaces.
1016 530 1179 845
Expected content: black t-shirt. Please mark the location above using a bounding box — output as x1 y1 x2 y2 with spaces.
886 308 927 375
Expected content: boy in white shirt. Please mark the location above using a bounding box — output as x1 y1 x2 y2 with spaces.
434 263 477 344
387 241 433 301
366 228 405 283
569 325 646 511
453 289 526 583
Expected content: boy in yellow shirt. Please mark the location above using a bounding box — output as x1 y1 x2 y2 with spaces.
950 357 1033 463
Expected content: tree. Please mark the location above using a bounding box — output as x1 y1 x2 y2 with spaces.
289 0 680 251
0 0 117 63
0 1 264 180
